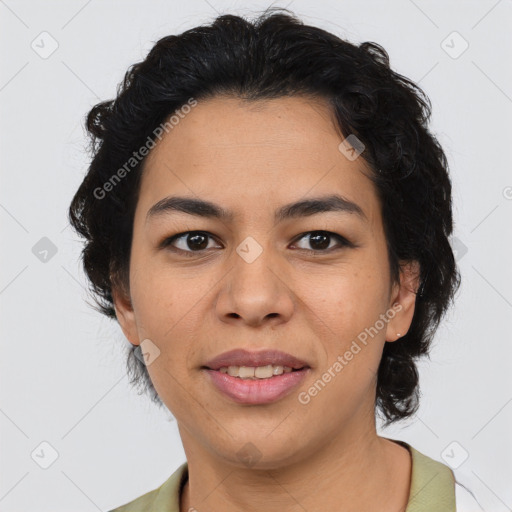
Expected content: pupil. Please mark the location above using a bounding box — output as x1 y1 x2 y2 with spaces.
310 232 330 250
188 233 208 250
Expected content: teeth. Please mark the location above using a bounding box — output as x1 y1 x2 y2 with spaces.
219 364 298 379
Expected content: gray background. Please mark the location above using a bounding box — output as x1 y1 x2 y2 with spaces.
1 0 511 510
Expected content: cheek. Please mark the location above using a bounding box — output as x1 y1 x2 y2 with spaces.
299 271 388 425
129 255 207 371
129 252 185 331
302 262 389 339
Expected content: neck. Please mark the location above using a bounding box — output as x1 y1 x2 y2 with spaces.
178 413 411 512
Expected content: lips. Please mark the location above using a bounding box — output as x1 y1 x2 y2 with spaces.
203 349 311 371
204 367 311 405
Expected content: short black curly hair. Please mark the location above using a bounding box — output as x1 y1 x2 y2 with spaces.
68 7 460 426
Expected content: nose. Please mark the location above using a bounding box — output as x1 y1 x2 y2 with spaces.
215 243 295 328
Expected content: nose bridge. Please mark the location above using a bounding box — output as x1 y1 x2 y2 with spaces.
216 233 294 324
232 233 279 297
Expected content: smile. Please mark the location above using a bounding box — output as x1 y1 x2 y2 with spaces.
203 366 310 405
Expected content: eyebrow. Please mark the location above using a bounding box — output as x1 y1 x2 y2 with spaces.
146 194 367 224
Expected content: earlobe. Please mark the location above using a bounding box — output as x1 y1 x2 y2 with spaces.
385 261 421 342
112 285 140 346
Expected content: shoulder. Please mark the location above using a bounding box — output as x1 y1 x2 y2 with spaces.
107 462 188 512
389 439 485 512
108 487 160 512
386 439 456 511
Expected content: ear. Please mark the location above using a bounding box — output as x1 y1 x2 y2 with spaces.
385 260 421 342
112 284 140 346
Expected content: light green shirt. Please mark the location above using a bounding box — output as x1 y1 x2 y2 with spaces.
109 440 456 512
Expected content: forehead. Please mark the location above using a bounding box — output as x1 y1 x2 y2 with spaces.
147 95 343 161
138 95 380 225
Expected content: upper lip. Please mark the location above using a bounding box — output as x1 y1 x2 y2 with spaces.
203 349 311 371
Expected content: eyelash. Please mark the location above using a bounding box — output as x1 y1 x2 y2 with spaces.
160 230 355 257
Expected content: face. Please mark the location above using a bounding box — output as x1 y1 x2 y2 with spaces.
114 95 419 468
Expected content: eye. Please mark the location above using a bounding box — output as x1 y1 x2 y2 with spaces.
160 229 354 257
161 231 221 256
291 230 353 253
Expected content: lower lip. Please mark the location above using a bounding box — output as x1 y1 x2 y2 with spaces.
204 368 310 405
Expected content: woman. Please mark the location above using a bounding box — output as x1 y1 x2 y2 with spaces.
68 8 478 511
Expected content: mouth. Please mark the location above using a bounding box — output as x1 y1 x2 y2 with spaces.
202 367 311 405
202 364 307 378
203 348 311 372
201 349 312 405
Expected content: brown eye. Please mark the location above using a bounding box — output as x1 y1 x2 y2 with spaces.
161 229 354 257
161 231 220 255
292 230 353 252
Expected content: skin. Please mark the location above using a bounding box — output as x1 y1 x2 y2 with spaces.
113 95 420 512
